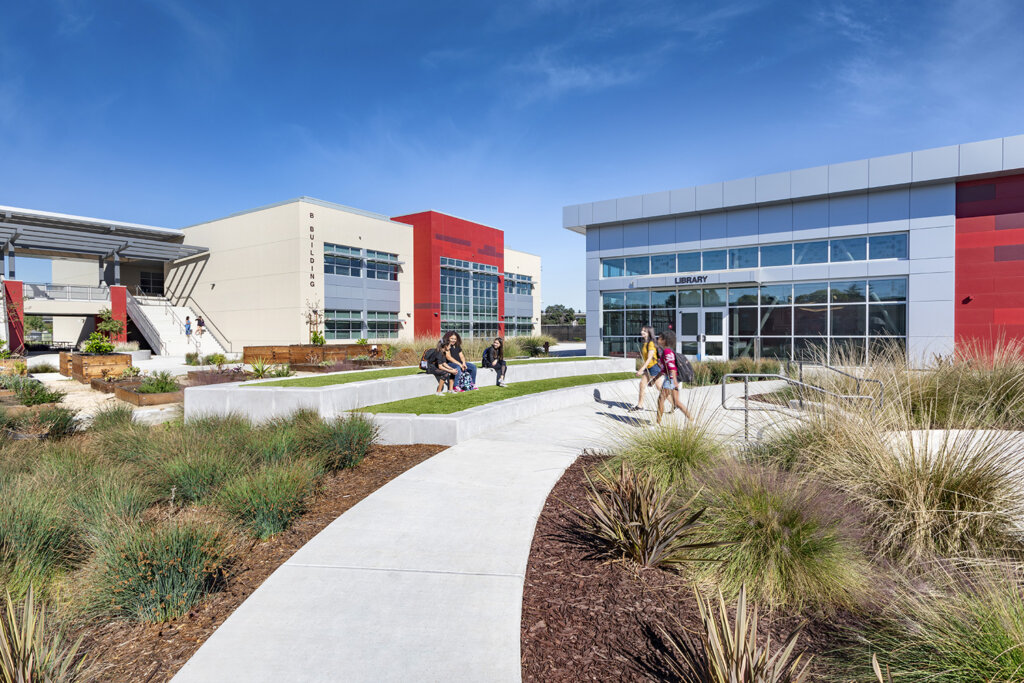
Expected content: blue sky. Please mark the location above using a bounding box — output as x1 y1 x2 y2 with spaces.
1 0 1023 309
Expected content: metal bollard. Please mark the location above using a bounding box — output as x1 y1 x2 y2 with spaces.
743 376 749 440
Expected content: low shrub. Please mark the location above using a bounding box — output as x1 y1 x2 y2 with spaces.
90 404 135 432
119 365 142 379
216 462 317 539
32 407 78 439
660 585 811 683
516 335 557 357
156 450 247 503
295 414 378 471
249 358 270 378
0 484 80 596
203 353 227 366
14 381 65 407
575 462 720 568
732 356 757 375
90 520 231 622
269 364 294 378
137 370 180 394
0 585 87 682
696 465 872 611
705 360 732 384
610 422 723 489
185 351 200 366
690 361 713 386
80 332 114 355
757 358 782 375
27 363 58 374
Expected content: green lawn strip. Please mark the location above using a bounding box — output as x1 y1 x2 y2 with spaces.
247 356 608 388
359 372 634 415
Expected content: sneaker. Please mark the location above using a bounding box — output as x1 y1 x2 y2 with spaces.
498 381 508 387
452 387 463 393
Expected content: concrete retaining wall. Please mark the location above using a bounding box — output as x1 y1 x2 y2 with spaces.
373 379 636 445
184 358 634 422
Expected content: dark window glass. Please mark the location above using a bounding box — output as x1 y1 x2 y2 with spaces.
869 337 906 362
794 241 828 264
702 250 727 270
831 338 866 364
602 291 625 309
794 306 828 335
730 337 756 359
626 310 650 334
679 312 699 335
869 234 908 260
760 243 793 267
602 311 624 336
651 254 676 274
602 259 624 277
869 304 907 336
729 287 759 305
679 340 699 355
678 289 702 306
624 257 650 276
760 306 793 336
831 305 866 335
728 247 758 269
651 290 676 308
625 291 649 309
705 341 724 356
760 284 792 305
794 337 828 361
677 252 701 272
729 307 759 336
602 337 625 357
793 282 828 303
831 237 867 262
651 309 673 332
703 287 727 306
830 280 866 303
868 278 907 302
704 310 724 335
760 337 792 360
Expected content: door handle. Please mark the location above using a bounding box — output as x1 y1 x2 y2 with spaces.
699 334 705 342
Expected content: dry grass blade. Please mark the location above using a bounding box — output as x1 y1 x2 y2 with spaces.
573 462 725 568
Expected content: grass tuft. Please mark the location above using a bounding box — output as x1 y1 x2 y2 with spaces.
609 421 724 489
90 404 135 432
217 462 317 539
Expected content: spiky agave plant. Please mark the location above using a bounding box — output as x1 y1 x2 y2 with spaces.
660 585 811 683
0 585 86 682
573 462 724 568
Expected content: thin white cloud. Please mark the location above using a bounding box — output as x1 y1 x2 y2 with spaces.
146 0 232 76
52 0 95 35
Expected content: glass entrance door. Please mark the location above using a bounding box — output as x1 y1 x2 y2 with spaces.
676 307 729 361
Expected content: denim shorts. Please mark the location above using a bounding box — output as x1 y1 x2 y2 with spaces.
661 377 676 391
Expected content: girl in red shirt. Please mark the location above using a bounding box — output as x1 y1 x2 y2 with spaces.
656 330 693 424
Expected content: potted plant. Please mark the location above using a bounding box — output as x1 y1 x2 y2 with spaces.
71 332 132 382
115 370 184 406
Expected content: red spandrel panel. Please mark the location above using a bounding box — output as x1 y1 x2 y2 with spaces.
955 173 1024 348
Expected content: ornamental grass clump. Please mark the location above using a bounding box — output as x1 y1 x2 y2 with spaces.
695 465 873 612
89 520 231 622
610 421 724 489
0 585 87 683
0 484 80 597
136 371 179 394
852 564 1024 683
575 462 722 569
295 413 379 471
155 450 248 503
89 404 135 432
660 585 811 683
216 462 317 539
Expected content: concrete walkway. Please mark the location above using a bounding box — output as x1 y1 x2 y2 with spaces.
173 380 783 683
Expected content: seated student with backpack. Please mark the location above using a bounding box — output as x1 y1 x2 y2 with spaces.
655 330 694 425
424 340 459 395
481 337 509 387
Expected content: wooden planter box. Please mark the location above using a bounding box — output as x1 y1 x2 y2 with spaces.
71 353 132 383
59 352 73 377
90 377 142 394
115 385 184 406
242 343 392 365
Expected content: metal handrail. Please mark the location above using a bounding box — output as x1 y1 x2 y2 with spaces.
23 282 110 302
785 360 885 409
180 296 233 353
126 291 167 355
133 286 230 355
721 373 879 440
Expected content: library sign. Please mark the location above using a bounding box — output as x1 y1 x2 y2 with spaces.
674 275 709 285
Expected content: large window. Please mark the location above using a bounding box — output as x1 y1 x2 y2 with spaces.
139 271 164 296
324 310 362 340
599 277 908 363
599 232 908 278
367 311 399 339
505 272 534 295
325 244 399 279
441 258 502 337
366 250 399 280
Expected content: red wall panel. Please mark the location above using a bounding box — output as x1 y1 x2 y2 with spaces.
391 211 505 339
955 173 1024 348
3 280 23 355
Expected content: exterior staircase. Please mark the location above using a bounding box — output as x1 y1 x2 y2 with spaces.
127 293 228 357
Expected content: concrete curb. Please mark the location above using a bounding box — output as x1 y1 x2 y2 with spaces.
184 358 634 422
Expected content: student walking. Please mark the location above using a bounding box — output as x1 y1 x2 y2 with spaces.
196 316 206 337
630 326 660 411
428 340 459 395
443 330 477 390
482 337 508 387
184 316 192 339
655 330 693 424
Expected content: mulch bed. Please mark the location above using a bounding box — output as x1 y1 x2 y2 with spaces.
521 454 851 682
78 443 446 683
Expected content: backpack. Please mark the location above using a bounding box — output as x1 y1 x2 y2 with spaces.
677 353 695 384
457 369 475 391
419 348 433 372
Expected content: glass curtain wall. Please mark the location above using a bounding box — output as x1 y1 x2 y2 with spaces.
440 257 500 337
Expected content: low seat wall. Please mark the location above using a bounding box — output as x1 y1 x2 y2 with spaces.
184 358 635 423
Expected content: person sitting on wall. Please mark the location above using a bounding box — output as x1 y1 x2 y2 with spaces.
428 339 459 395
443 330 477 389
482 337 509 387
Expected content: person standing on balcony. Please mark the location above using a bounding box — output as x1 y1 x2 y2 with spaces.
184 316 192 339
